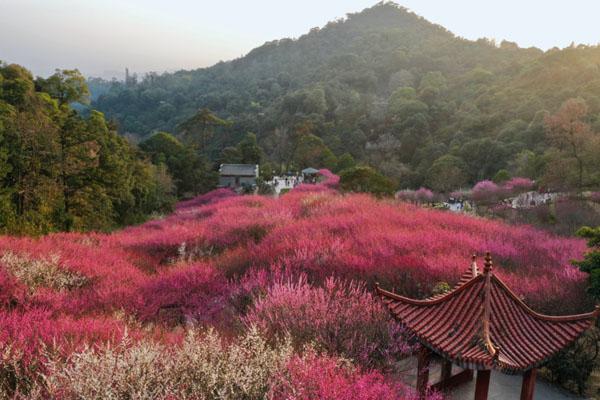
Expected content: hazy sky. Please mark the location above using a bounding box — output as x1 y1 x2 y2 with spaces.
1 0 599 79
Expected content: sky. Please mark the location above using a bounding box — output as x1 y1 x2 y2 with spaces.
1 0 599 79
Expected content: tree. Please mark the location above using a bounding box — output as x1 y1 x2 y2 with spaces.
387 87 428 121
0 62 174 234
238 132 263 164
492 169 511 184
572 226 600 300
426 155 468 192
335 153 356 172
36 69 90 105
140 132 215 197
293 134 337 170
219 146 243 165
459 138 509 182
339 166 395 197
83 1 600 198
508 150 544 179
178 108 230 151
545 98 595 193
58 112 104 230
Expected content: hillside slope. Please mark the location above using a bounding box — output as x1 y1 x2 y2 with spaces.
91 2 600 188
0 177 592 397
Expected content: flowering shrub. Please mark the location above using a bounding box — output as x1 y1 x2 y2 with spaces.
0 175 593 398
449 189 471 200
41 327 293 400
396 189 416 202
175 188 236 211
130 262 232 326
469 177 535 203
414 187 435 203
1 251 88 292
269 352 436 400
0 309 130 398
396 188 434 204
244 276 412 369
319 168 341 188
292 168 339 194
471 180 505 203
0 269 24 309
503 177 535 194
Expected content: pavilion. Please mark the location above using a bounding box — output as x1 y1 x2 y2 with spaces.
376 253 599 400
301 167 320 183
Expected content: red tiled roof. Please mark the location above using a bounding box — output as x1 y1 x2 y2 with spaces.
377 253 600 373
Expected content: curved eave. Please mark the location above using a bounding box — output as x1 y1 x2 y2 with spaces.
376 274 484 306
377 271 599 373
491 274 600 322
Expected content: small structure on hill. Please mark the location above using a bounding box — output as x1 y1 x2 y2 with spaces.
377 253 599 400
301 167 320 184
509 191 557 209
443 197 467 212
218 164 259 191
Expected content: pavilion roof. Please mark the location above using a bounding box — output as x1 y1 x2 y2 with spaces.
377 254 599 373
301 167 320 174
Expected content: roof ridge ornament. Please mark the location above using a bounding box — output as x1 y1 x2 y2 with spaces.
471 254 478 277
482 251 495 358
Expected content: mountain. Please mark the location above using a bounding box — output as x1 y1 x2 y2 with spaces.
90 2 600 189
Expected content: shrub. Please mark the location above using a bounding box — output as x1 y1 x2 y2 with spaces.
503 177 535 194
244 276 412 369
319 168 340 188
396 189 416 202
41 327 293 400
449 189 471 200
130 262 231 326
0 310 129 398
0 185 591 397
0 270 24 309
471 180 505 203
414 187 435 203
268 351 435 400
175 188 236 211
0 251 88 292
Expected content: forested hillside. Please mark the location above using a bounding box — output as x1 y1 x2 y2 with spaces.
91 2 600 190
0 64 175 235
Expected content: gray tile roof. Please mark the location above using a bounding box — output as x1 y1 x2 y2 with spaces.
219 164 259 177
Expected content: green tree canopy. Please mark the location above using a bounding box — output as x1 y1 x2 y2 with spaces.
335 152 356 172
140 131 216 197
178 108 230 151
0 62 174 234
339 165 395 197
36 69 90 105
426 155 468 192
573 226 600 300
293 134 337 170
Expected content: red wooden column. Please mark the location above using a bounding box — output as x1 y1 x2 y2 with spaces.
416 346 431 400
474 370 491 400
520 369 537 400
440 360 453 383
